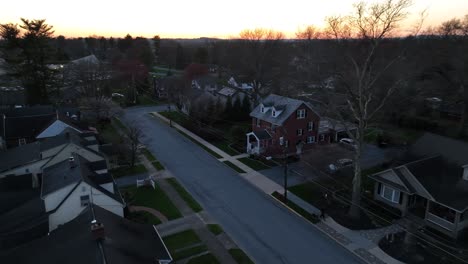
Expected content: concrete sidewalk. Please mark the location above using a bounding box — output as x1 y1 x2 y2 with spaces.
151 111 404 264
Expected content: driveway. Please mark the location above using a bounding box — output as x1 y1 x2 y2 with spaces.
121 106 362 264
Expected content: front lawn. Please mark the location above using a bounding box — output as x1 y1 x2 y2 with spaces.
110 164 147 178
187 253 220 264
112 117 128 134
229 249 255 264
159 111 190 125
175 128 223 159
121 186 182 220
238 157 272 171
223 161 246 173
142 148 157 161
272 192 320 224
163 229 201 251
213 141 240 156
126 210 161 225
163 229 209 260
152 161 165 171
98 123 121 144
166 178 203 213
207 224 224 235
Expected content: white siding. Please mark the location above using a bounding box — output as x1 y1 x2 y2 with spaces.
47 182 124 231
44 183 77 212
36 120 81 139
100 182 114 193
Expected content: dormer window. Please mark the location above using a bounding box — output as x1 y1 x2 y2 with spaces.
261 106 265 113
272 110 276 117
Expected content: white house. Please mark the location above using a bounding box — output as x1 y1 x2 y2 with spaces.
41 155 124 231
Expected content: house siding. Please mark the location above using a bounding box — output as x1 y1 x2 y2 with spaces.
373 182 409 214
251 103 320 156
47 182 124 231
0 159 50 188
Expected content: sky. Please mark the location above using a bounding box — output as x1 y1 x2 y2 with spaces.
0 0 467 38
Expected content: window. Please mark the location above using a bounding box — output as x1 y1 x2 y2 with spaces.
296 109 306 119
319 134 325 142
256 118 260 127
307 136 315 144
429 202 456 223
380 185 400 203
261 106 265 113
285 140 289 148
297 129 303 136
80 195 90 207
272 110 276 117
308 121 314 131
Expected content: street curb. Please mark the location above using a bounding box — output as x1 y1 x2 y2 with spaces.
270 194 376 264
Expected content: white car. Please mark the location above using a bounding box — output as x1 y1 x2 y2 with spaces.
112 93 125 98
339 138 357 149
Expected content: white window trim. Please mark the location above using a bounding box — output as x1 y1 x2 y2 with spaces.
297 109 305 119
308 121 314 131
380 185 400 203
261 106 265 113
272 110 276 117
297 129 303 136
307 136 315 144
319 134 325 141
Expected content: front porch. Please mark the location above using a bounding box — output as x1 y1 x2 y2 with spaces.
246 131 271 155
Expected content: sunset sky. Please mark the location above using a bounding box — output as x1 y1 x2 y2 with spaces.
0 0 467 38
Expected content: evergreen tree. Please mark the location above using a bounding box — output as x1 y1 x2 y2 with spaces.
175 44 186 70
241 94 251 120
232 96 242 121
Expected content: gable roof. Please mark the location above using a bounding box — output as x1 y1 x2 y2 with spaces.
250 94 318 126
369 168 416 194
41 154 122 204
0 204 172 264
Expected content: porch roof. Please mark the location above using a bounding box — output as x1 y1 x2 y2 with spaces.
248 130 272 140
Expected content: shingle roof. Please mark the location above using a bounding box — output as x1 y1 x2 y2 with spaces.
0 142 41 173
253 130 272 140
0 204 172 264
250 94 318 125
405 156 468 212
409 132 468 166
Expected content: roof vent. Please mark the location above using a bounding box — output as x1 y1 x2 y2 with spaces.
69 156 76 169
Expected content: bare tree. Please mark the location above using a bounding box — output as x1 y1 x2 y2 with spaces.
238 28 284 102
127 122 142 167
320 0 413 219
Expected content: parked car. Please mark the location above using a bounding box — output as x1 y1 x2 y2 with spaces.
339 138 357 150
328 158 354 173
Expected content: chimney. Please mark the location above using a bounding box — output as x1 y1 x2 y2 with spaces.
69 156 76 169
91 220 105 240
463 165 468 181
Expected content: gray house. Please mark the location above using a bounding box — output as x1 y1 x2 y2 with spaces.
369 133 468 238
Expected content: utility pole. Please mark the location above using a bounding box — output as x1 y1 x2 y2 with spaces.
280 136 288 202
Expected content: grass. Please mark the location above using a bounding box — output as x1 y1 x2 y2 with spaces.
163 229 201 252
187 253 220 264
173 245 208 260
98 123 120 144
137 94 158 105
159 111 190 125
207 224 224 235
223 161 246 173
112 117 128 134
127 210 161 225
152 161 165 171
238 157 271 171
229 249 255 264
110 164 147 178
141 148 157 161
176 129 223 158
166 178 203 213
213 141 240 156
272 191 320 224
121 186 182 220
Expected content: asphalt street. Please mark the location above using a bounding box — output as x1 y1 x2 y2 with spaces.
122 106 362 264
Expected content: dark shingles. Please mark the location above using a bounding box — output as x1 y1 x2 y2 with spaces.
410 132 468 166
0 205 172 264
406 156 468 211
41 157 83 196
0 142 41 173
253 130 272 140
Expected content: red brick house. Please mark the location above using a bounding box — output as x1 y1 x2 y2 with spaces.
247 94 353 157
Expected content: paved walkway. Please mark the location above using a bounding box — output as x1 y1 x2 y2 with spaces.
129 205 169 223
152 111 405 264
